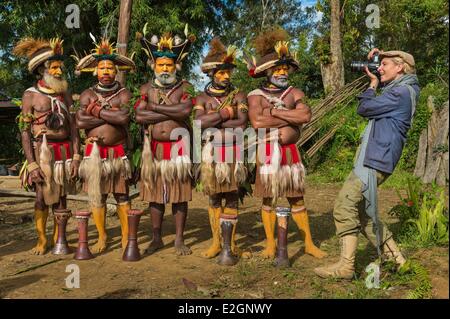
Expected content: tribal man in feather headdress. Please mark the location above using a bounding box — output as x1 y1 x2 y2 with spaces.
74 38 135 253
14 37 80 255
135 25 195 256
246 29 327 259
194 37 249 265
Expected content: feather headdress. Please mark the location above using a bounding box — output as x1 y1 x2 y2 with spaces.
13 37 64 73
73 37 135 75
201 37 238 74
138 23 196 64
246 28 299 78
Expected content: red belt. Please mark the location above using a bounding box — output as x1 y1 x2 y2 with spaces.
263 143 300 165
151 139 187 160
48 141 71 161
215 144 242 162
85 143 126 159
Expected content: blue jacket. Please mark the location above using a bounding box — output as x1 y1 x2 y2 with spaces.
356 84 420 174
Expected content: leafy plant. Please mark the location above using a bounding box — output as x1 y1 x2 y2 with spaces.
389 177 422 225
389 176 449 248
380 259 433 299
407 190 449 246
405 262 433 299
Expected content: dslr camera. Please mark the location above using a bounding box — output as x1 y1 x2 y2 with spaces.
351 52 380 76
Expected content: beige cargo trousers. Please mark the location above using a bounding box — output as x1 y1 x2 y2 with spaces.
334 169 393 247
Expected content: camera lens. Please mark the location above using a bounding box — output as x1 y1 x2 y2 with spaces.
350 61 368 72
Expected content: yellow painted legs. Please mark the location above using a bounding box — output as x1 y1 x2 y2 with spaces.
202 207 222 258
291 209 327 259
261 208 277 259
31 208 49 255
92 205 107 253
259 197 326 259
116 202 130 250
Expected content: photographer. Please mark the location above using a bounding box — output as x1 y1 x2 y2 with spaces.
314 49 420 279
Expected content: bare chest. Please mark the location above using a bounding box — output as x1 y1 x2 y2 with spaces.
31 93 65 114
205 95 222 111
97 94 122 109
258 92 296 110
147 86 183 106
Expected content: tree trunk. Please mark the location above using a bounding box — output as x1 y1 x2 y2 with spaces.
116 0 133 85
414 128 427 178
415 97 449 186
320 0 345 94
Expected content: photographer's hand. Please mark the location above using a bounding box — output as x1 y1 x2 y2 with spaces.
367 48 382 60
364 66 379 90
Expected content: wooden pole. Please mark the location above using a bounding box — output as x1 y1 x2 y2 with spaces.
116 0 133 85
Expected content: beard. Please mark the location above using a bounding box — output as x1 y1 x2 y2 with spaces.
268 74 289 89
43 72 68 94
155 70 177 86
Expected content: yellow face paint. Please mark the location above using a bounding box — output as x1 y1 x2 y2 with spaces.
154 57 176 74
48 61 63 78
272 64 289 77
97 60 117 85
213 69 232 87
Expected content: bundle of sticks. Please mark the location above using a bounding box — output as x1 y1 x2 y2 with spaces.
298 76 368 157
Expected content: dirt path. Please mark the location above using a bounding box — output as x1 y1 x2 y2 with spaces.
0 178 448 299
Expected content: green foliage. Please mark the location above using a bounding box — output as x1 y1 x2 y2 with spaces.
306 101 366 183
389 176 422 225
220 0 317 48
375 0 449 86
290 31 325 98
219 1 323 97
235 259 259 288
404 262 433 299
0 122 22 164
315 0 449 86
390 177 449 247
231 60 263 94
310 251 434 299
127 89 143 164
131 148 142 170
382 260 433 299
407 190 449 246
0 0 232 98
15 113 35 132
0 0 104 97
312 33 332 65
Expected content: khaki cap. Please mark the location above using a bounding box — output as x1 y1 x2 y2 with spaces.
380 50 415 67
